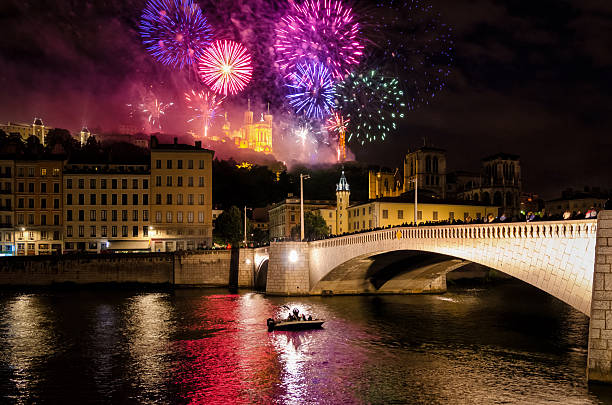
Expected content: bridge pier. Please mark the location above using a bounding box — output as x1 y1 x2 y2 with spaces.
588 211 612 383
265 242 310 295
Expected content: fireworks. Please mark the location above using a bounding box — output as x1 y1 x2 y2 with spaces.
275 0 363 80
334 69 405 144
363 0 453 110
145 99 174 130
198 40 253 96
286 61 335 120
140 0 212 70
326 111 350 161
185 90 224 138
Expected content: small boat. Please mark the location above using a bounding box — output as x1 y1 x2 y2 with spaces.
267 318 324 332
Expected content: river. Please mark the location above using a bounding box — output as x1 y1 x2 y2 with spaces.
1 282 611 404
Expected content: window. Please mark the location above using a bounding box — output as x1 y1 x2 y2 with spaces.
198 212 204 223
132 194 138 205
132 210 138 221
166 194 172 204
101 210 107 221
41 215 46 225
28 198 34 209
198 194 204 205
112 210 117 221
155 159 161 169
88 242 97 250
177 194 183 205
188 160 193 169
78 210 84 221
417 211 422 220
177 212 183 223
67 210 73 221
143 179 148 189
90 194 96 205
41 199 47 209
166 212 172 222
101 226 107 237
143 210 149 221
112 226 117 237
78 179 84 189
112 179 118 189
54 199 59 209
122 179 127 189
41 168 47 176
156 194 162 204
122 210 128 221
53 183 59 193
449 212 455 220
90 179 96 189
155 211 162 223
132 226 138 237
433 211 438 220
101 179 107 189
143 194 148 205
78 194 84 205
67 226 73 237
362 208 366 215
18 198 24 208
121 194 127 205
90 210 96 221
67 179 73 189
382 209 388 219
198 177 204 187
122 226 128 237
464 212 469 220
101 194 107 205
112 194 117 205
166 160 172 169
188 177 193 187
397 210 403 220
187 212 194 223
78 225 85 237
41 183 47 193
166 176 172 186
28 183 34 192
199 160 204 169
132 179 138 189
188 194 194 205
18 183 24 192
90 226 96 237
177 176 183 186
143 226 148 237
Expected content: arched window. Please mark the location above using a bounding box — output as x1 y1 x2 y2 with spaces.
426 156 432 172
433 157 439 174
473 193 479 202
493 191 503 206
435 176 440 185
425 175 430 185
482 192 491 204
506 192 513 206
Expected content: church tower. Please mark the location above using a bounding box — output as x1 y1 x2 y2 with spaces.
80 127 90 145
32 117 45 144
336 170 350 235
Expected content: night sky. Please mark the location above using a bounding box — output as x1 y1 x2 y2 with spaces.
0 0 610 198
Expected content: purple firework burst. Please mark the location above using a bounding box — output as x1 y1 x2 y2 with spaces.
140 0 212 70
286 61 335 120
275 0 363 80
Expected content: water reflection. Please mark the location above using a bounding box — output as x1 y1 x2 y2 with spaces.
1 294 56 402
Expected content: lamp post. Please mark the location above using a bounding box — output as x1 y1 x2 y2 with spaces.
243 206 251 245
300 173 310 241
412 158 419 226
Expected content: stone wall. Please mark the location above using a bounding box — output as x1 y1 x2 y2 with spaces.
588 211 612 382
0 253 174 285
266 242 310 295
173 249 256 287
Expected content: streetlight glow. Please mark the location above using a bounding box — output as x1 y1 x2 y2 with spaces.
288 250 298 263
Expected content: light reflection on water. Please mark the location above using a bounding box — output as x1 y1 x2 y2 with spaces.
1 283 612 404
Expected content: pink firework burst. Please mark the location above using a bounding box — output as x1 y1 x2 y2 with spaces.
275 0 363 80
185 89 225 138
198 40 253 96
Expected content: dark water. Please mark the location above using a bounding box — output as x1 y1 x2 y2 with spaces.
1 282 612 404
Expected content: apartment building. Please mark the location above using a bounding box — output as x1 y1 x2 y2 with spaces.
150 137 214 252
14 158 63 255
0 159 14 255
63 162 151 253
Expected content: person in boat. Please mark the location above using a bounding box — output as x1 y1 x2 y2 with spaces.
308 315 312 321
292 308 299 319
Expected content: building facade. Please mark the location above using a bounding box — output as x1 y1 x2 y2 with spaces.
14 158 63 255
63 162 151 253
403 147 447 198
268 197 334 239
221 103 273 154
150 138 214 251
0 160 14 255
0 118 51 144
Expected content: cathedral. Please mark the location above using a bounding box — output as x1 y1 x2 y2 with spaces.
220 101 273 154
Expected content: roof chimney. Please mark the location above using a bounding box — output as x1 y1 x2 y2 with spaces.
195 141 202 149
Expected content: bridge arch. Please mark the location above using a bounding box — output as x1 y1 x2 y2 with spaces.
307 220 597 315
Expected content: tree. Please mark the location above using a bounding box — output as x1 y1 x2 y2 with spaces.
250 227 269 246
214 206 243 245
291 211 330 240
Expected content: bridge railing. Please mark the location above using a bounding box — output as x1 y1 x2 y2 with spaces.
310 219 598 249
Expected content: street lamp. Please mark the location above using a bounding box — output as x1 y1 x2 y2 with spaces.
244 206 252 245
300 173 310 241
412 159 419 226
